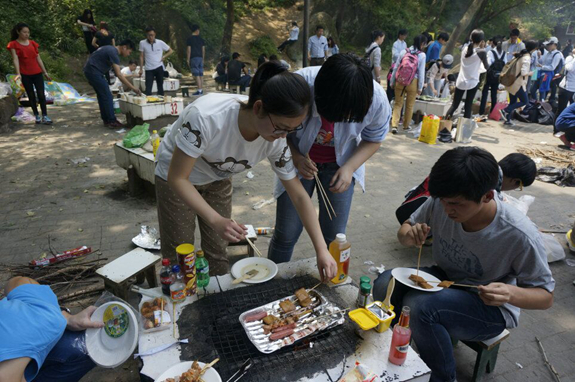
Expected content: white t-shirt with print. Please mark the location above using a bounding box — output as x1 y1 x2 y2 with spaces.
139 39 170 71
155 93 297 186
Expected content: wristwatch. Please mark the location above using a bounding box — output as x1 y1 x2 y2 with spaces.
60 305 71 314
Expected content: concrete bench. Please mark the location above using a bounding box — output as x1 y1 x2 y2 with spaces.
454 329 510 381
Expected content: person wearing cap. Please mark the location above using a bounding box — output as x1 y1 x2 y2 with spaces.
424 54 453 97
502 29 525 63
227 52 251 92
536 37 564 101
0 276 104 381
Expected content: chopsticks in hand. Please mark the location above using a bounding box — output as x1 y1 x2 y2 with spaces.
231 219 263 257
305 154 337 221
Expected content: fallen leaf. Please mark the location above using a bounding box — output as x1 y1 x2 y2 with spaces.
78 228 84 232
364 214 370 218
83 189 89 193
26 211 35 217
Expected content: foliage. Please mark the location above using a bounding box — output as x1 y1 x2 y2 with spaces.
249 36 277 59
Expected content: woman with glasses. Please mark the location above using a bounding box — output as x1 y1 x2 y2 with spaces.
154 61 337 279
268 54 391 268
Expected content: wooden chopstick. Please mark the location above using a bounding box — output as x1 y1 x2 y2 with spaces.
308 282 322 291
200 358 220 376
426 280 480 288
306 154 337 219
416 246 423 277
231 219 263 257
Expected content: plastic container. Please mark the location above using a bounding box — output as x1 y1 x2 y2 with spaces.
183 253 197 296
196 250 210 289
329 233 351 284
151 130 160 158
169 265 186 303
349 301 395 333
176 243 194 270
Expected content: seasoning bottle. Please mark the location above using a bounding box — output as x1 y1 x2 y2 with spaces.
196 250 210 289
160 258 172 296
356 282 372 308
388 306 411 365
329 233 351 284
170 265 186 303
255 227 274 235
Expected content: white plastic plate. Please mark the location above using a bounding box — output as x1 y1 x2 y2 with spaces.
155 361 222 382
230 257 278 284
391 267 443 292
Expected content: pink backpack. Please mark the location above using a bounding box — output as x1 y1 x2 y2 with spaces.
395 49 419 87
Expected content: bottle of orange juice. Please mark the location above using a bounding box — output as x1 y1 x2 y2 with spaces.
329 233 351 284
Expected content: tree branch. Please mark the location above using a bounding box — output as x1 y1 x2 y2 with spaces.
478 0 526 26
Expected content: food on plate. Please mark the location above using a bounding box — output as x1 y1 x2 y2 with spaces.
144 320 154 329
269 328 294 341
162 360 204 382
142 301 152 310
279 299 296 313
438 280 455 288
244 311 267 322
262 316 298 334
141 297 170 330
271 322 296 333
262 314 279 325
409 274 433 289
295 288 312 307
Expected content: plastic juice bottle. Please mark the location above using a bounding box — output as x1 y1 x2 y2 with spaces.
151 130 160 158
160 258 172 296
329 233 351 284
389 306 412 365
196 250 210 289
170 265 186 303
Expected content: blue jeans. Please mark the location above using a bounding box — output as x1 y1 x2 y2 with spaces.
504 87 528 122
34 330 95 382
268 162 354 263
190 57 204 77
84 70 115 123
230 75 252 92
374 267 506 382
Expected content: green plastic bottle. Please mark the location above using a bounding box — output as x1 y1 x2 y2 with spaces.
196 250 210 288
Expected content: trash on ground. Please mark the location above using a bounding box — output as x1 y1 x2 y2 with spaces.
252 198 275 210
132 225 161 250
246 171 255 179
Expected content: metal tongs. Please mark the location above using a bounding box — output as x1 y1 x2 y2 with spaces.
226 358 253 382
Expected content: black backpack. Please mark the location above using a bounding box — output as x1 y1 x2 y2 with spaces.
486 50 506 84
363 46 380 70
553 51 564 75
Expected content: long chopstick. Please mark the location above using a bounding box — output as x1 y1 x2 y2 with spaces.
231 219 263 257
416 245 423 277
426 280 480 288
306 154 337 220
200 358 220 376
308 282 322 291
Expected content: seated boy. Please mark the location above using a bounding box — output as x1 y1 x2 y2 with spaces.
374 147 554 382
0 277 103 382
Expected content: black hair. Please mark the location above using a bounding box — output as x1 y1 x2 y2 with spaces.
292 21 298 26
327 37 336 48
498 153 536 187
438 32 449 42
413 34 428 52
128 59 138 65
398 29 408 38
492 36 503 45
314 53 373 123
510 28 520 37
220 55 230 65
269 54 278 61
80 9 95 24
422 32 433 43
232 52 240 59
371 30 384 44
191 24 200 33
145 26 155 33
119 39 135 50
447 74 456 82
517 40 538 57
429 147 499 203
257 54 268 67
241 61 311 118
316 25 324 31
10 23 29 41
465 29 485 58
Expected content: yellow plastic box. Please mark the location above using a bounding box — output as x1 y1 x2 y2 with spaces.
348 301 395 333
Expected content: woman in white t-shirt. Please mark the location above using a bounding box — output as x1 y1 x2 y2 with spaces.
445 29 490 120
154 62 337 279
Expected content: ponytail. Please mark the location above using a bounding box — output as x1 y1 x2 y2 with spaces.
466 29 485 58
242 61 311 118
370 30 384 45
11 23 28 41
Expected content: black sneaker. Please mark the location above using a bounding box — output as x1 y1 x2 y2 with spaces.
503 120 514 126
499 109 508 121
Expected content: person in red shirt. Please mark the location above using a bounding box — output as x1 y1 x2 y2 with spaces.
7 23 52 125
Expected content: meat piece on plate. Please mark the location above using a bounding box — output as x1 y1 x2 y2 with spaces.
295 288 312 307
262 315 279 325
244 311 267 322
438 280 454 288
279 299 296 313
269 328 294 341
271 322 296 333
417 281 434 289
409 274 425 284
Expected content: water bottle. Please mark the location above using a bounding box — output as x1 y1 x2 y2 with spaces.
196 250 210 289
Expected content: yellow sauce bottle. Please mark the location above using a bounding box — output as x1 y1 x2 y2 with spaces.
330 233 351 284
151 130 161 158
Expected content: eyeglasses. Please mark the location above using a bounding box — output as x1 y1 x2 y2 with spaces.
268 115 303 135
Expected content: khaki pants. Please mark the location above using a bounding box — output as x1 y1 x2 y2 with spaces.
310 57 325 66
155 176 232 276
391 79 418 129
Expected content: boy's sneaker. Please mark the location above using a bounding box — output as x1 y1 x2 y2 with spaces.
557 133 571 146
499 109 508 121
35 115 41 124
567 230 575 252
42 116 52 125
503 120 514 126
192 89 204 96
107 120 125 128
391 127 398 134
569 143 575 151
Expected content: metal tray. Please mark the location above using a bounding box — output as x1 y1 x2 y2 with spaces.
239 289 346 354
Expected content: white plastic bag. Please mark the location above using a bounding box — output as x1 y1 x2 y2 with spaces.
499 192 535 215
165 62 179 78
541 233 565 263
408 122 422 139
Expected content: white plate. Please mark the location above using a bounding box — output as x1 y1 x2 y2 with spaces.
230 257 278 284
85 302 139 368
155 361 222 382
391 267 443 292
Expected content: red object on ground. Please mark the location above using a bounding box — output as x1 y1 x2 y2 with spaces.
29 246 92 267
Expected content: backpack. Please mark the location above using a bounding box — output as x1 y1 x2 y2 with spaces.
537 102 555 125
486 50 506 84
500 54 527 87
395 49 420 87
552 51 564 75
363 45 379 70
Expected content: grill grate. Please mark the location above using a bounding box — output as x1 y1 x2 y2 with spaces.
178 275 359 382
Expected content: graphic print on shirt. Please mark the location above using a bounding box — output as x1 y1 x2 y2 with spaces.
438 237 484 277
180 121 202 148
275 146 292 168
202 157 252 177
314 127 335 147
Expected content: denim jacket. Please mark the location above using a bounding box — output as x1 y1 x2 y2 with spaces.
274 66 391 198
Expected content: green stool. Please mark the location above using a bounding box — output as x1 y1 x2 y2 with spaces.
453 329 510 381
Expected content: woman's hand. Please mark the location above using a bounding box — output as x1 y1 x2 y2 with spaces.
294 154 317 180
329 165 353 193
316 249 337 282
213 217 247 243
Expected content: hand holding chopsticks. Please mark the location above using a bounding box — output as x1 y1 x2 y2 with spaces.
304 154 337 220
230 219 263 257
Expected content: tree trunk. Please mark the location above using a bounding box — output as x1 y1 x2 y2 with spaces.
428 0 448 31
444 0 488 55
221 0 234 56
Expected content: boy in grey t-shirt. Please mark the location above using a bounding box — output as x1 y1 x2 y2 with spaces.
374 147 554 382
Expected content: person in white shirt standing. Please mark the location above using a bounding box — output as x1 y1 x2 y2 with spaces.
557 47 575 117
139 26 174 96
308 25 328 66
388 29 408 101
278 21 299 53
536 37 564 101
366 30 384 84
